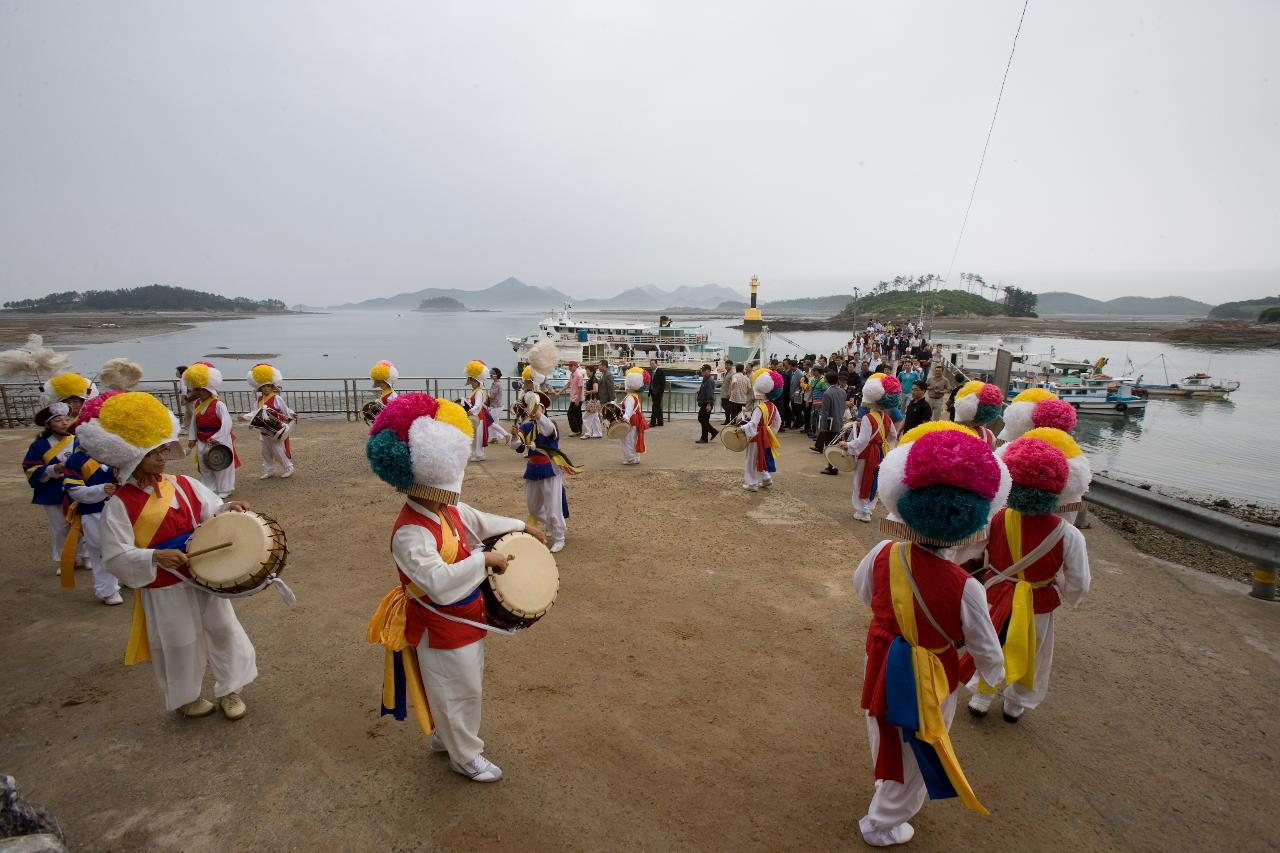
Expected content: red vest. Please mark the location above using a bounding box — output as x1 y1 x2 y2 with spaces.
393 504 487 650
986 508 1064 614
861 542 970 714
194 400 224 443
114 476 203 588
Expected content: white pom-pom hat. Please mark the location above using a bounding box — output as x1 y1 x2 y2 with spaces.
366 394 475 505
181 361 224 396
997 388 1057 443
246 362 284 390
751 368 776 399
75 391 183 483
370 360 399 386
43 372 96 403
624 367 648 392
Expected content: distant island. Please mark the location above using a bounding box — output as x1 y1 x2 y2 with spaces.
414 296 468 312
3 284 289 314
1035 292 1212 317
1209 295 1280 320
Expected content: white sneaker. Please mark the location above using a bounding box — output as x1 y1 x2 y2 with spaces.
429 730 448 753
550 541 565 553
761 479 773 489
260 472 274 480
967 692 994 718
101 592 124 606
281 469 294 479
860 820 914 847
451 754 503 782
743 484 758 492
854 511 871 522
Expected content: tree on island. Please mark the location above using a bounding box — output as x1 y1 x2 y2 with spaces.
3 284 286 313
1003 285 1039 317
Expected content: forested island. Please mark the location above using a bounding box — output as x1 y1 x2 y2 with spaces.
3 284 290 313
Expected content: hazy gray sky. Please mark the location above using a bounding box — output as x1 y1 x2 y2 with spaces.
2 0 1277 305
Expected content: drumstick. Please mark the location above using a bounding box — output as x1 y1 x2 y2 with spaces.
186 541 233 559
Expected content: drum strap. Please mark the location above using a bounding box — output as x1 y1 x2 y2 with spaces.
159 563 297 606
401 584 517 637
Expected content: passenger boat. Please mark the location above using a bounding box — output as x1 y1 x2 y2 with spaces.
1136 358 1240 399
1046 378 1148 415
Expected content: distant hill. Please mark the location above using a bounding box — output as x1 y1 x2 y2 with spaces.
838 289 1005 318
1036 291 1212 317
1209 295 1280 320
576 283 741 310
334 277 572 310
414 296 468 312
3 284 287 313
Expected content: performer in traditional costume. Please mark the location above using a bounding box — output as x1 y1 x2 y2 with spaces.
995 387 1058 445
853 428 1010 846
962 429 1091 723
182 362 239 497
486 367 510 446
81 392 258 720
846 374 901 522
620 367 649 465
371 360 400 404
245 362 295 479
364 393 547 782
516 388 582 553
42 371 96 420
59 391 126 604
740 368 783 492
23 404 77 572
951 381 1004 448
463 360 493 461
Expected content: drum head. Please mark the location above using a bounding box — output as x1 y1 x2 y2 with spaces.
187 511 273 589
606 420 630 440
824 443 855 470
488 532 559 618
720 427 748 452
204 444 233 471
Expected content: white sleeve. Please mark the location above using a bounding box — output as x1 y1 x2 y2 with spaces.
536 412 556 437
769 406 781 431
183 475 226 521
853 541 891 605
100 497 158 588
741 406 763 438
1056 525 1091 608
961 578 1005 686
274 396 295 419
392 525 488 605
455 502 526 543
622 395 636 419
67 482 110 504
188 411 198 440
847 415 872 455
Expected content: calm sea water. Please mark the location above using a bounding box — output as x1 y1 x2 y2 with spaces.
55 310 1280 508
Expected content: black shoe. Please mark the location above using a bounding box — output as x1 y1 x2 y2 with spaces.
969 705 988 719
695 439 709 444
711 430 720 438
1002 711 1021 724
809 447 823 453
820 467 838 475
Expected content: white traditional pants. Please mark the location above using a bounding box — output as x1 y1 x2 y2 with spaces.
470 419 486 460
140 585 258 710
582 410 603 438
416 639 485 764
259 434 293 477
79 514 120 600
851 460 878 516
860 692 958 845
197 441 236 495
622 428 640 463
742 453 771 488
43 504 70 563
525 474 566 548
487 407 509 444
966 612 1057 713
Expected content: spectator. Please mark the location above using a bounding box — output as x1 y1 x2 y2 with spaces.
901 381 932 433
720 359 734 424
694 364 719 443
926 364 950 420
648 358 666 427
728 364 751 423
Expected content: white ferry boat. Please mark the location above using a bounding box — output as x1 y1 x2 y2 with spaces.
507 304 728 376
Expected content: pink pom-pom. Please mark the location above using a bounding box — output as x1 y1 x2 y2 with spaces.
1032 399 1077 432
370 392 439 440
1002 437 1068 493
642 369 651 385
978 383 1004 406
74 390 124 427
768 369 784 389
881 375 902 394
903 430 1001 499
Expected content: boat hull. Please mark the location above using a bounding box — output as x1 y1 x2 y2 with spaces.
1141 386 1232 400
1068 399 1148 415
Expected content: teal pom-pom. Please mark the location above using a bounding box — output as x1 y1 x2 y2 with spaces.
366 429 414 488
768 387 784 401
898 484 991 542
1006 484 1060 515
975 402 1002 424
879 393 901 410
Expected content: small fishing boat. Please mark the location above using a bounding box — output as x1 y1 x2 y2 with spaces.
1046 378 1147 415
1136 357 1240 399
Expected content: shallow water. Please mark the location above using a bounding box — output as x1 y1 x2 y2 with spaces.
54 310 1280 508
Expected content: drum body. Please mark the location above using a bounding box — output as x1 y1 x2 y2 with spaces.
482 532 558 630
606 420 630 440
602 402 629 439
720 426 748 452
203 443 234 471
251 407 288 439
187 511 288 594
601 402 624 424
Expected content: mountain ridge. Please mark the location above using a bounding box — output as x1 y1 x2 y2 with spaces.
1035 291 1212 316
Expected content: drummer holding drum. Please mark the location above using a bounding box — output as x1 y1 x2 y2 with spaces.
245 362 296 480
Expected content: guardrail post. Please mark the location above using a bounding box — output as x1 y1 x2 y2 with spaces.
0 385 13 428
1250 568 1276 601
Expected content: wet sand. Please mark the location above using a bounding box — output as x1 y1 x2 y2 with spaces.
2 419 1277 851
0 312 264 347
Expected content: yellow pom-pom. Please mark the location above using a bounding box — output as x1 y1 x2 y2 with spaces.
99 392 174 450
251 364 275 385
183 363 211 389
867 372 888 381
955 380 985 400
465 360 487 379
626 366 644 376
899 420 976 446
49 373 90 400
1011 387 1057 405
521 365 533 382
751 367 768 383
1022 427 1082 458
434 398 474 439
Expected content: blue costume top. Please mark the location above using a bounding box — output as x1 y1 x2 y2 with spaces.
23 433 75 505
62 449 117 515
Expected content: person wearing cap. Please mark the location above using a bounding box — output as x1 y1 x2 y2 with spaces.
245 363 295 480
80 392 258 721
564 359 586 436
740 368 783 492
23 403 78 572
960 430 1090 724
463 360 493 462
516 389 581 553
370 360 400 404
181 362 239 498
852 428 1009 847
42 371 96 420
365 393 547 782
846 374 901 522
619 367 649 465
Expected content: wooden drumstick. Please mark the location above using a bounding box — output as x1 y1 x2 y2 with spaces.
186 541 233 560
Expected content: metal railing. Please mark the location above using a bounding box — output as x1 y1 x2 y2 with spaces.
1085 474 1280 601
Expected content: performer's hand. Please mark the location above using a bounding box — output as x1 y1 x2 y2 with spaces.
524 525 547 545
187 439 196 450
223 500 251 513
48 463 65 478
103 483 117 497
154 549 189 570
484 551 510 573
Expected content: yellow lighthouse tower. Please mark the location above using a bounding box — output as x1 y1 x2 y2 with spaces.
742 275 763 332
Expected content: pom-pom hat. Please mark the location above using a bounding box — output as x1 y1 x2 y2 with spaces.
182 361 223 396
953 380 1004 425
999 436 1069 515
624 366 649 392
862 373 902 410
74 391 183 483
246 362 284 390
1012 427 1091 506
44 372 95 402
74 390 125 429
1031 398 1077 433
370 360 399 386
997 387 1057 443
34 402 71 427
366 393 474 505
751 368 785 400
464 360 487 381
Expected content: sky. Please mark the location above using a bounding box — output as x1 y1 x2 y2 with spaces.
2 0 1277 306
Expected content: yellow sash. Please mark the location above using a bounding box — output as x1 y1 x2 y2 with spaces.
888 543 987 814
981 510 1038 693
58 459 103 587
761 402 781 455
365 509 464 738
123 476 179 666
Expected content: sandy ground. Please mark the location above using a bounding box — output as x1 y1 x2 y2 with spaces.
2 419 1278 852
0 312 256 347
